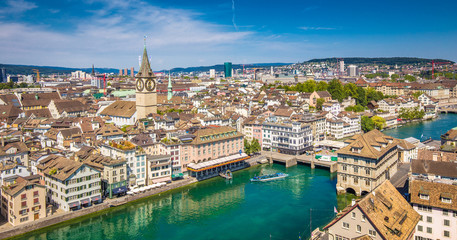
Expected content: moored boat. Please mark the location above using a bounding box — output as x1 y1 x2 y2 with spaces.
250 172 288 182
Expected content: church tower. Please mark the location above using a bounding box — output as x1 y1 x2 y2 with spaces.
136 45 157 119
167 74 173 101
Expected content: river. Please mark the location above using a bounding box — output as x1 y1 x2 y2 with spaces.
14 164 341 240
383 113 457 140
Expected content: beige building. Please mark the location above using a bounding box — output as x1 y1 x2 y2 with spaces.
136 46 157 119
315 180 420 240
336 129 399 196
1 175 46 226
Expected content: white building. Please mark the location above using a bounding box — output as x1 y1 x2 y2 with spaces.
262 121 313 155
410 159 457 240
322 100 341 116
209 69 216 78
37 155 102 212
100 142 147 187
348 65 357 77
0 162 30 186
98 101 137 127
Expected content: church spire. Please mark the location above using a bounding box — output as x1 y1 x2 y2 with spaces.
91 64 95 76
137 45 155 78
167 73 173 101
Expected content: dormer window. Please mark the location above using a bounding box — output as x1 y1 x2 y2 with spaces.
441 197 452 204
420 194 429 200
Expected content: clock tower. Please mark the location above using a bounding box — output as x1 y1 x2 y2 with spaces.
136 45 157 119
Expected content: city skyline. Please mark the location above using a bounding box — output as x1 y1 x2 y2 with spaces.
1 0 456 70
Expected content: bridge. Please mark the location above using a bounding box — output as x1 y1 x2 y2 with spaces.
261 151 338 173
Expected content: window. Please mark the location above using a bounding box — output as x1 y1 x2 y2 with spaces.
417 225 423 232
443 209 449 216
420 194 429 200
419 215 423 221
426 227 432 234
444 230 450 238
356 225 361 233
361 215 366 222
34 198 39 204
444 219 450 226
426 216 432 223
342 222 349 229
21 201 27 208
417 205 432 212
369 229 377 236
21 194 26 200
352 212 356 219
33 191 38 197
441 197 452 203
354 178 358 184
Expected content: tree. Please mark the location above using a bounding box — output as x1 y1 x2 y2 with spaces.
355 87 367 106
316 81 328 91
303 80 316 92
316 98 325 110
250 139 261 154
328 79 345 102
412 91 424 99
343 83 358 99
361 116 374 132
391 74 399 81
345 105 366 112
372 116 386 130
404 75 416 82
244 139 252 155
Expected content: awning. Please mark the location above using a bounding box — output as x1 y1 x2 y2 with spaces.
80 198 90 205
112 186 128 194
187 153 249 172
69 201 80 208
91 196 101 202
172 173 184 178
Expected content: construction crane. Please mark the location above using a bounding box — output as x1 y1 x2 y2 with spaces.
32 69 40 82
431 60 451 79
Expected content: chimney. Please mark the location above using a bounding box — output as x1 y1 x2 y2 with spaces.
432 153 438 161
351 198 356 206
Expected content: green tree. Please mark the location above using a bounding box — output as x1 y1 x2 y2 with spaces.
404 75 416 82
244 139 252 155
412 91 424 99
328 79 345 102
372 116 386 130
355 87 367 106
345 105 366 112
391 74 399 81
361 116 375 132
343 83 358 99
303 80 316 92
250 139 261 154
316 98 325 110
316 81 328 91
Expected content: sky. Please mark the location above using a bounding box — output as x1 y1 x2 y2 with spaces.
1 0 457 70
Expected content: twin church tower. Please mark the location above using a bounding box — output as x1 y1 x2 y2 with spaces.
135 46 157 119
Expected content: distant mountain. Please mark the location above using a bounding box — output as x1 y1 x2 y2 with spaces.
163 63 291 73
0 64 119 75
305 57 454 65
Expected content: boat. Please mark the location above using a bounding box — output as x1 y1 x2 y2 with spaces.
250 172 288 182
219 170 233 180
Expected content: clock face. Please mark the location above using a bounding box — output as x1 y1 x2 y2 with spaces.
145 79 156 91
136 79 144 91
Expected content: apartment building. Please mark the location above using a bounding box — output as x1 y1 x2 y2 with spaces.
336 130 399 196
147 155 172 184
317 180 419 240
0 161 30 186
410 159 457 240
377 98 421 115
37 155 102 212
322 100 341 116
0 141 29 167
157 141 182 178
82 154 128 199
0 175 46 226
262 121 313 155
100 141 147 187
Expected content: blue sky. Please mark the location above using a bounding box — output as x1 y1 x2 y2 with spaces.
1 0 456 70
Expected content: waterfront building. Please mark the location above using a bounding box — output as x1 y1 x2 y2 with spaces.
147 155 172 184
262 121 313 155
185 126 246 180
37 155 102 212
316 180 420 240
336 130 399 196
0 175 46 226
409 159 457 240
157 140 182 178
81 154 128 199
100 141 147 187
377 97 421 115
440 128 457 152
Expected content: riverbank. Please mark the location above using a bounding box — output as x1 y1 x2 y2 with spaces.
1 156 268 240
0 178 198 240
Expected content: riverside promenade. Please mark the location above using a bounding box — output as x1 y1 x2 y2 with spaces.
0 178 198 240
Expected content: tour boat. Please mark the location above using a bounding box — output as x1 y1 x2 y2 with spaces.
250 172 289 182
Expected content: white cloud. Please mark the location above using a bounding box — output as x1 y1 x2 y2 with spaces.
299 26 336 30
0 0 37 15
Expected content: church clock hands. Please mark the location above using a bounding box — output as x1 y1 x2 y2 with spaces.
145 79 156 91
136 79 144 91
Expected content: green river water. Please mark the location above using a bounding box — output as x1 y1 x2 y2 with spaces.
13 164 342 240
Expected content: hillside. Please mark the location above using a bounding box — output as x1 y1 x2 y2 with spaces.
0 64 119 75
165 63 291 73
305 57 454 65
